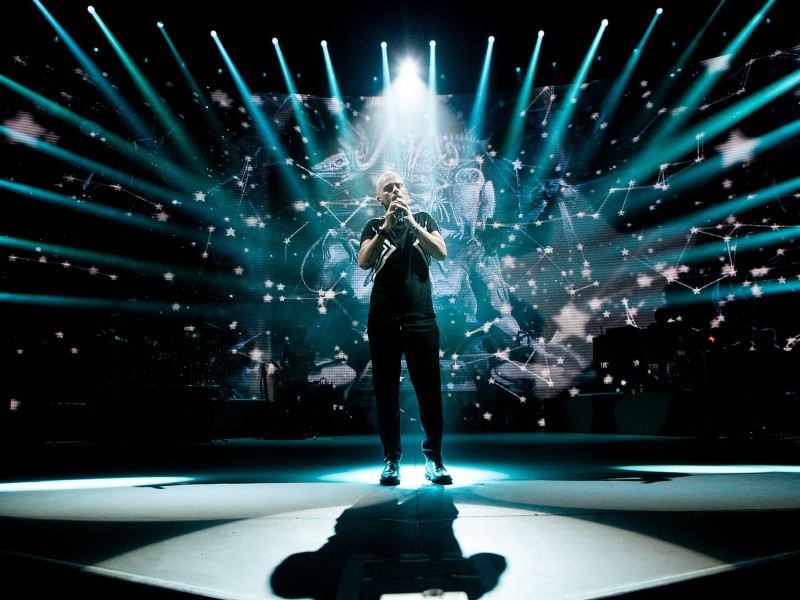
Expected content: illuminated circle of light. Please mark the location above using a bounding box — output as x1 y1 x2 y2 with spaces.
319 466 509 487
0 476 194 493
615 465 800 475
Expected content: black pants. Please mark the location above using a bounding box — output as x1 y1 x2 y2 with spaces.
367 315 444 463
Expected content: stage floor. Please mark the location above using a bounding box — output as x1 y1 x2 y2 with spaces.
1 431 799 599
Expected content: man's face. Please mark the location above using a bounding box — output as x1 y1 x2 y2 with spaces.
377 176 404 209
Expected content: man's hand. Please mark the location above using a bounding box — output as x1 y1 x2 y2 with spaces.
388 196 410 227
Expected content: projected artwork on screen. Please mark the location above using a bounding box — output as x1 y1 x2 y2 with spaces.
3 15 799 435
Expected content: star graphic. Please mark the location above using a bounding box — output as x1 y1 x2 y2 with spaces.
715 129 759 167
551 302 592 343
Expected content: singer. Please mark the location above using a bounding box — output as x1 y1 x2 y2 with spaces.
357 171 452 485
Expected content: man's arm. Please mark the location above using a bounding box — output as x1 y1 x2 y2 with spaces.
358 228 386 270
411 224 447 261
407 216 447 260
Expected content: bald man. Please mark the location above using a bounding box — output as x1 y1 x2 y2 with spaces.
358 171 452 485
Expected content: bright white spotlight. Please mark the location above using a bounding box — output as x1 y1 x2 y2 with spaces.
399 58 418 79
0 476 194 492
616 465 800 475
393 58 426 108
320 466 509 486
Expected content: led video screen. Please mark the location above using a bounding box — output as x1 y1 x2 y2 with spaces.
3 11 799 436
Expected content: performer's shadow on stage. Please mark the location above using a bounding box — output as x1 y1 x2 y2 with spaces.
270 486 506 599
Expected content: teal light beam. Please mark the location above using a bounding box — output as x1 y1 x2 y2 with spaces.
501 30 543 161
427 40 438 136
661 0 775 140
428 41 438 96
321 40 355 154
532 19 608 179
1 233 203 281
157 21 232 154
718 223 800 256
741 277 800 298
665 171 800 239
645 1 729 115
0 290 249 318
654 276 800 309
211 32 302 201
31 0 152 144
0 177 215 246
2 226 260 311
612 176 800 298
467 36 495 140
0 74 211 200
87 6 205 173
381 41 397 147
655 217 800 268
1 125 252 267
620 114 800 217
0 123 201 212
617 0 776 186
574 9 663 168
0 292 160 311
613 64 800 217
272 38 325 196
381 42 392 96
1 177 166 229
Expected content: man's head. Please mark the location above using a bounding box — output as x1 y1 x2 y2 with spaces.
376 171 405 210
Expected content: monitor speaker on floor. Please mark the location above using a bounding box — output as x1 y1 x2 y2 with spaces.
101 384 220 442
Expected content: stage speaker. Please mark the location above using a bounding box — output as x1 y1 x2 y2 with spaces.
546 392 618 433
306 381 348 436
547 391 685 435
118 384 221 442
212 398 267 439
614 392 674 435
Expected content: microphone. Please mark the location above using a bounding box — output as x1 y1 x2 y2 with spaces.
395 205 406 222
